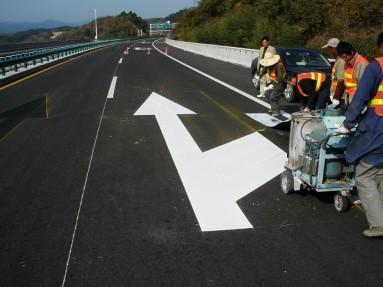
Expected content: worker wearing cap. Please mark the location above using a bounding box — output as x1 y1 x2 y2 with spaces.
336 42 369 106
258 52 286 116
256 36 276 98
285 72 330 111
337 32 383 238
322 38 346 108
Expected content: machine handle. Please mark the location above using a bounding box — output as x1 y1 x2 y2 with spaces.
321 131 353 148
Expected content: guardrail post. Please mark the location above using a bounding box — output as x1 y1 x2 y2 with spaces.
33 59 36 66
13 64 18 72
24 62 28 69
1 67 5 76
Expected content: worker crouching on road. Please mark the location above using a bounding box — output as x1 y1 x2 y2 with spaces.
337 32 383 238
334 42 369 107
258 52 286 117
285 72 330 112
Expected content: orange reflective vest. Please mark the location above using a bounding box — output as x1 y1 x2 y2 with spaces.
331 59 340 92
296 72 326 97
368 57 383 116
269 61 286 83
344 55 369 96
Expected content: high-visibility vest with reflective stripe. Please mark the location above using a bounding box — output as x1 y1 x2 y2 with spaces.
269 61 286 83
344 55 369 96
368 57 383 116
331 59 339 92
296 72 326 97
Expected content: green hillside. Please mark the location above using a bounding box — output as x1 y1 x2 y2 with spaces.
57 11 148 40
171 0 383 59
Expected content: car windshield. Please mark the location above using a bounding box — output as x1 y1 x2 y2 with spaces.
280 49 331 67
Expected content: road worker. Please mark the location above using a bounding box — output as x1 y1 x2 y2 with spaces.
285 72 330 111
334 42 368 107
255 36 276 98
258 52 286 116
322 38 346 108
337 32 383 237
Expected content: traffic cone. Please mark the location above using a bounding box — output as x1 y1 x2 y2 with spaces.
124 47 129 55
147 48 151 55
165 46 168 55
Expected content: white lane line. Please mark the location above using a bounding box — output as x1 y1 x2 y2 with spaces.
61 92 110 287
107 76 118 99
119 58 123 64
152 39 271 109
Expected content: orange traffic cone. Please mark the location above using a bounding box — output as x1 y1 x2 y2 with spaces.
165 46 168 55
124 47 129 55
147 48 151 55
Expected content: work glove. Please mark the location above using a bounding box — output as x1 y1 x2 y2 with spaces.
332 99 340 108
335 125 350 137
265 84 274 91
254 74 260 80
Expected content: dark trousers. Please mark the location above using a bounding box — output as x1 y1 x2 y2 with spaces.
300 78 331 110
270 84 285 113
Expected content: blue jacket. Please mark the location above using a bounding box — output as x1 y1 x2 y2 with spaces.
343 59 383 166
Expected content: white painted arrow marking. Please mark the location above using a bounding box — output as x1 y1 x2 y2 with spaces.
134 92 286 232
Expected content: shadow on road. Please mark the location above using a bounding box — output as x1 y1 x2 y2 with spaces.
0 96 47 140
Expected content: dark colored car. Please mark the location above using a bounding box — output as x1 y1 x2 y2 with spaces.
251 47 332 102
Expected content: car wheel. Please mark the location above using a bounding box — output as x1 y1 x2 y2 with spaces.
284 84 298 103
252 73 260 90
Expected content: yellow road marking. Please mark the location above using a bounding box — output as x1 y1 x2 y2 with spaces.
353 203 365 213
199 90 264 133
45 94 49 119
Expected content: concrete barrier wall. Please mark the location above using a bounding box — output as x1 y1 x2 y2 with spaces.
166 39 259 68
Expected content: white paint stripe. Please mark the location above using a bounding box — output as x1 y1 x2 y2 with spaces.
119 58 123 64
107 76 117 99
152 39 271 109
61 89 110 287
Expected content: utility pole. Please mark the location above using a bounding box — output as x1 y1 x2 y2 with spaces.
94 9 98 41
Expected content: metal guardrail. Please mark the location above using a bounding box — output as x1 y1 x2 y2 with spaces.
0 39 124 78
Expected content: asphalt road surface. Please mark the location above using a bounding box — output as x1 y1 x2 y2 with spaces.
0 38 382 287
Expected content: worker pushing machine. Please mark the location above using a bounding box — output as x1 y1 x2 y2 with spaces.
337 32 383 238
286 71 330 112
258 52 286 116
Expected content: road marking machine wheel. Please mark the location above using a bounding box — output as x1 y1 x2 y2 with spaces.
280 169 294 195
334 192 350 212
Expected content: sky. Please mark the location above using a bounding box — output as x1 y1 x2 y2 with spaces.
0 0 197 23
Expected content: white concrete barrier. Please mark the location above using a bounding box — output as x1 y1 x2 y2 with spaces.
166 39 259 68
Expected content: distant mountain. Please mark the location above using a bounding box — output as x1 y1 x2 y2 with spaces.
0 19 90 35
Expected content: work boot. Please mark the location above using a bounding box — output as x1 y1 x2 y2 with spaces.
363 227 383 238
257 93 265 98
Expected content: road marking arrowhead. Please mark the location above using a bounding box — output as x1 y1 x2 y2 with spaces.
135 93 286 232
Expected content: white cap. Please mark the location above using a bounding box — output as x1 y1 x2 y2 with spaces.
322 38 340 48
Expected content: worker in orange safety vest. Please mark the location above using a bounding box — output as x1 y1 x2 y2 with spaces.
322 38 346 105
258 52 287 116
333 42 369 107
285 72 330 112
